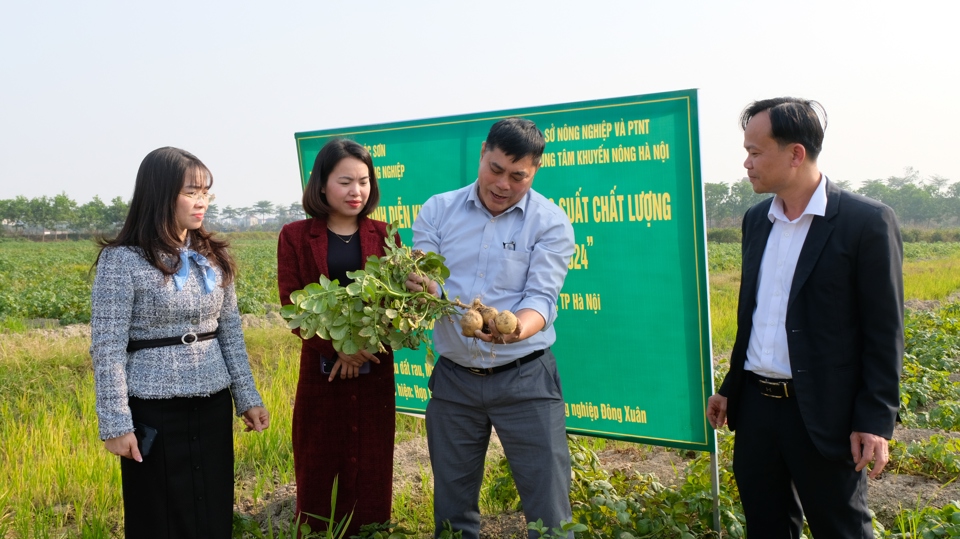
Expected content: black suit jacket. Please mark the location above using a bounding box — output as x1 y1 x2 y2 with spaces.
718 178 904 460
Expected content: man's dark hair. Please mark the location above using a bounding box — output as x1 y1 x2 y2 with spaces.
484 117 545 166
302 138 380 219
740 98 827 161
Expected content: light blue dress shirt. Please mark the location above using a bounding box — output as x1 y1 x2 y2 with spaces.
413 180 575 368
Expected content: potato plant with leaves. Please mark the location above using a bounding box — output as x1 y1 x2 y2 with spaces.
890 434 960 482
280 224 464 355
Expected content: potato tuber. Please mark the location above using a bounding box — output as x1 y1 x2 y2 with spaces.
460 310 484 337
494 310 518 335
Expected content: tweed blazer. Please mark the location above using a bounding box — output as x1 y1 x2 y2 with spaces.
90 246 264 440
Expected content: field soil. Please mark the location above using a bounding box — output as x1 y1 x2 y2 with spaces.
38 320 960 538
236 425 960 539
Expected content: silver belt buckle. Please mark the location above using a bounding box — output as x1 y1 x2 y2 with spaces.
466 367 487 376
181 332 199 344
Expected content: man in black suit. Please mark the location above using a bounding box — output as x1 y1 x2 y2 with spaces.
706 97 904 538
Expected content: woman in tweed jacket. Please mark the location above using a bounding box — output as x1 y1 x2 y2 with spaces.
278 139 398 536
90 147 269 539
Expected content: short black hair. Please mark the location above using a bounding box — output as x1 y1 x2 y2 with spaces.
740 97 827 161
484 117 545 166
302 138 380 219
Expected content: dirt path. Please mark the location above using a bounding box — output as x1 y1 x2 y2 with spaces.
238 425 960 538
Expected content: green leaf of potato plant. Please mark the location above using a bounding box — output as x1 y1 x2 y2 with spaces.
281 222 465 354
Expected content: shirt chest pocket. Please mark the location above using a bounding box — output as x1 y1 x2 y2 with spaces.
493 250 530 292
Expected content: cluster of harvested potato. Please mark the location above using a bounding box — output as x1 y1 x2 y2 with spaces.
459 298 518 338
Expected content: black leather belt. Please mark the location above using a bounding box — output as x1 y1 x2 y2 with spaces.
746 371 794 398
127 331 217 352
443 349 545 376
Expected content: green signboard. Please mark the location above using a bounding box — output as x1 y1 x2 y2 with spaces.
294 89 715 451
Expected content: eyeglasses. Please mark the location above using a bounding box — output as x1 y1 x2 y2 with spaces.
181 191 216 203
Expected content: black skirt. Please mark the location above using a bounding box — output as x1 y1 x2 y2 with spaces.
121 389 234 539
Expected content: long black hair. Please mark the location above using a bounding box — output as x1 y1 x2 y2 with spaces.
94 147 236 284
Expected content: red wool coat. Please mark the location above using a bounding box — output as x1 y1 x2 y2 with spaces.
277 217 397 536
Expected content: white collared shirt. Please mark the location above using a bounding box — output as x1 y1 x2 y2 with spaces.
744 175 828 379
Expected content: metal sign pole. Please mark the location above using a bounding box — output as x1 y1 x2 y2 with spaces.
710 439 721 533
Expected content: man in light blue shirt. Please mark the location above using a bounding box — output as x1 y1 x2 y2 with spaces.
407 118 576 539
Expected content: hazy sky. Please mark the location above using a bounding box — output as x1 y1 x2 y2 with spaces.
1 0 956 210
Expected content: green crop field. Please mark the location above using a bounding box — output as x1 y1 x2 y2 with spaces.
0 236 281 326
2 236 960 538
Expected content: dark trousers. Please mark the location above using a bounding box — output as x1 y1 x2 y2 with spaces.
732 380 872 538
121 389 234 539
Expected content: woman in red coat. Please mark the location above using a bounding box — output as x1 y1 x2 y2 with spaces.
277 139 397 536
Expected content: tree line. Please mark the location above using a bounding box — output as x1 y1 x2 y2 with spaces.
213 201 306 230
706 168 959 228
3 168 958 239
0 194 130 238
0 195 306 238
